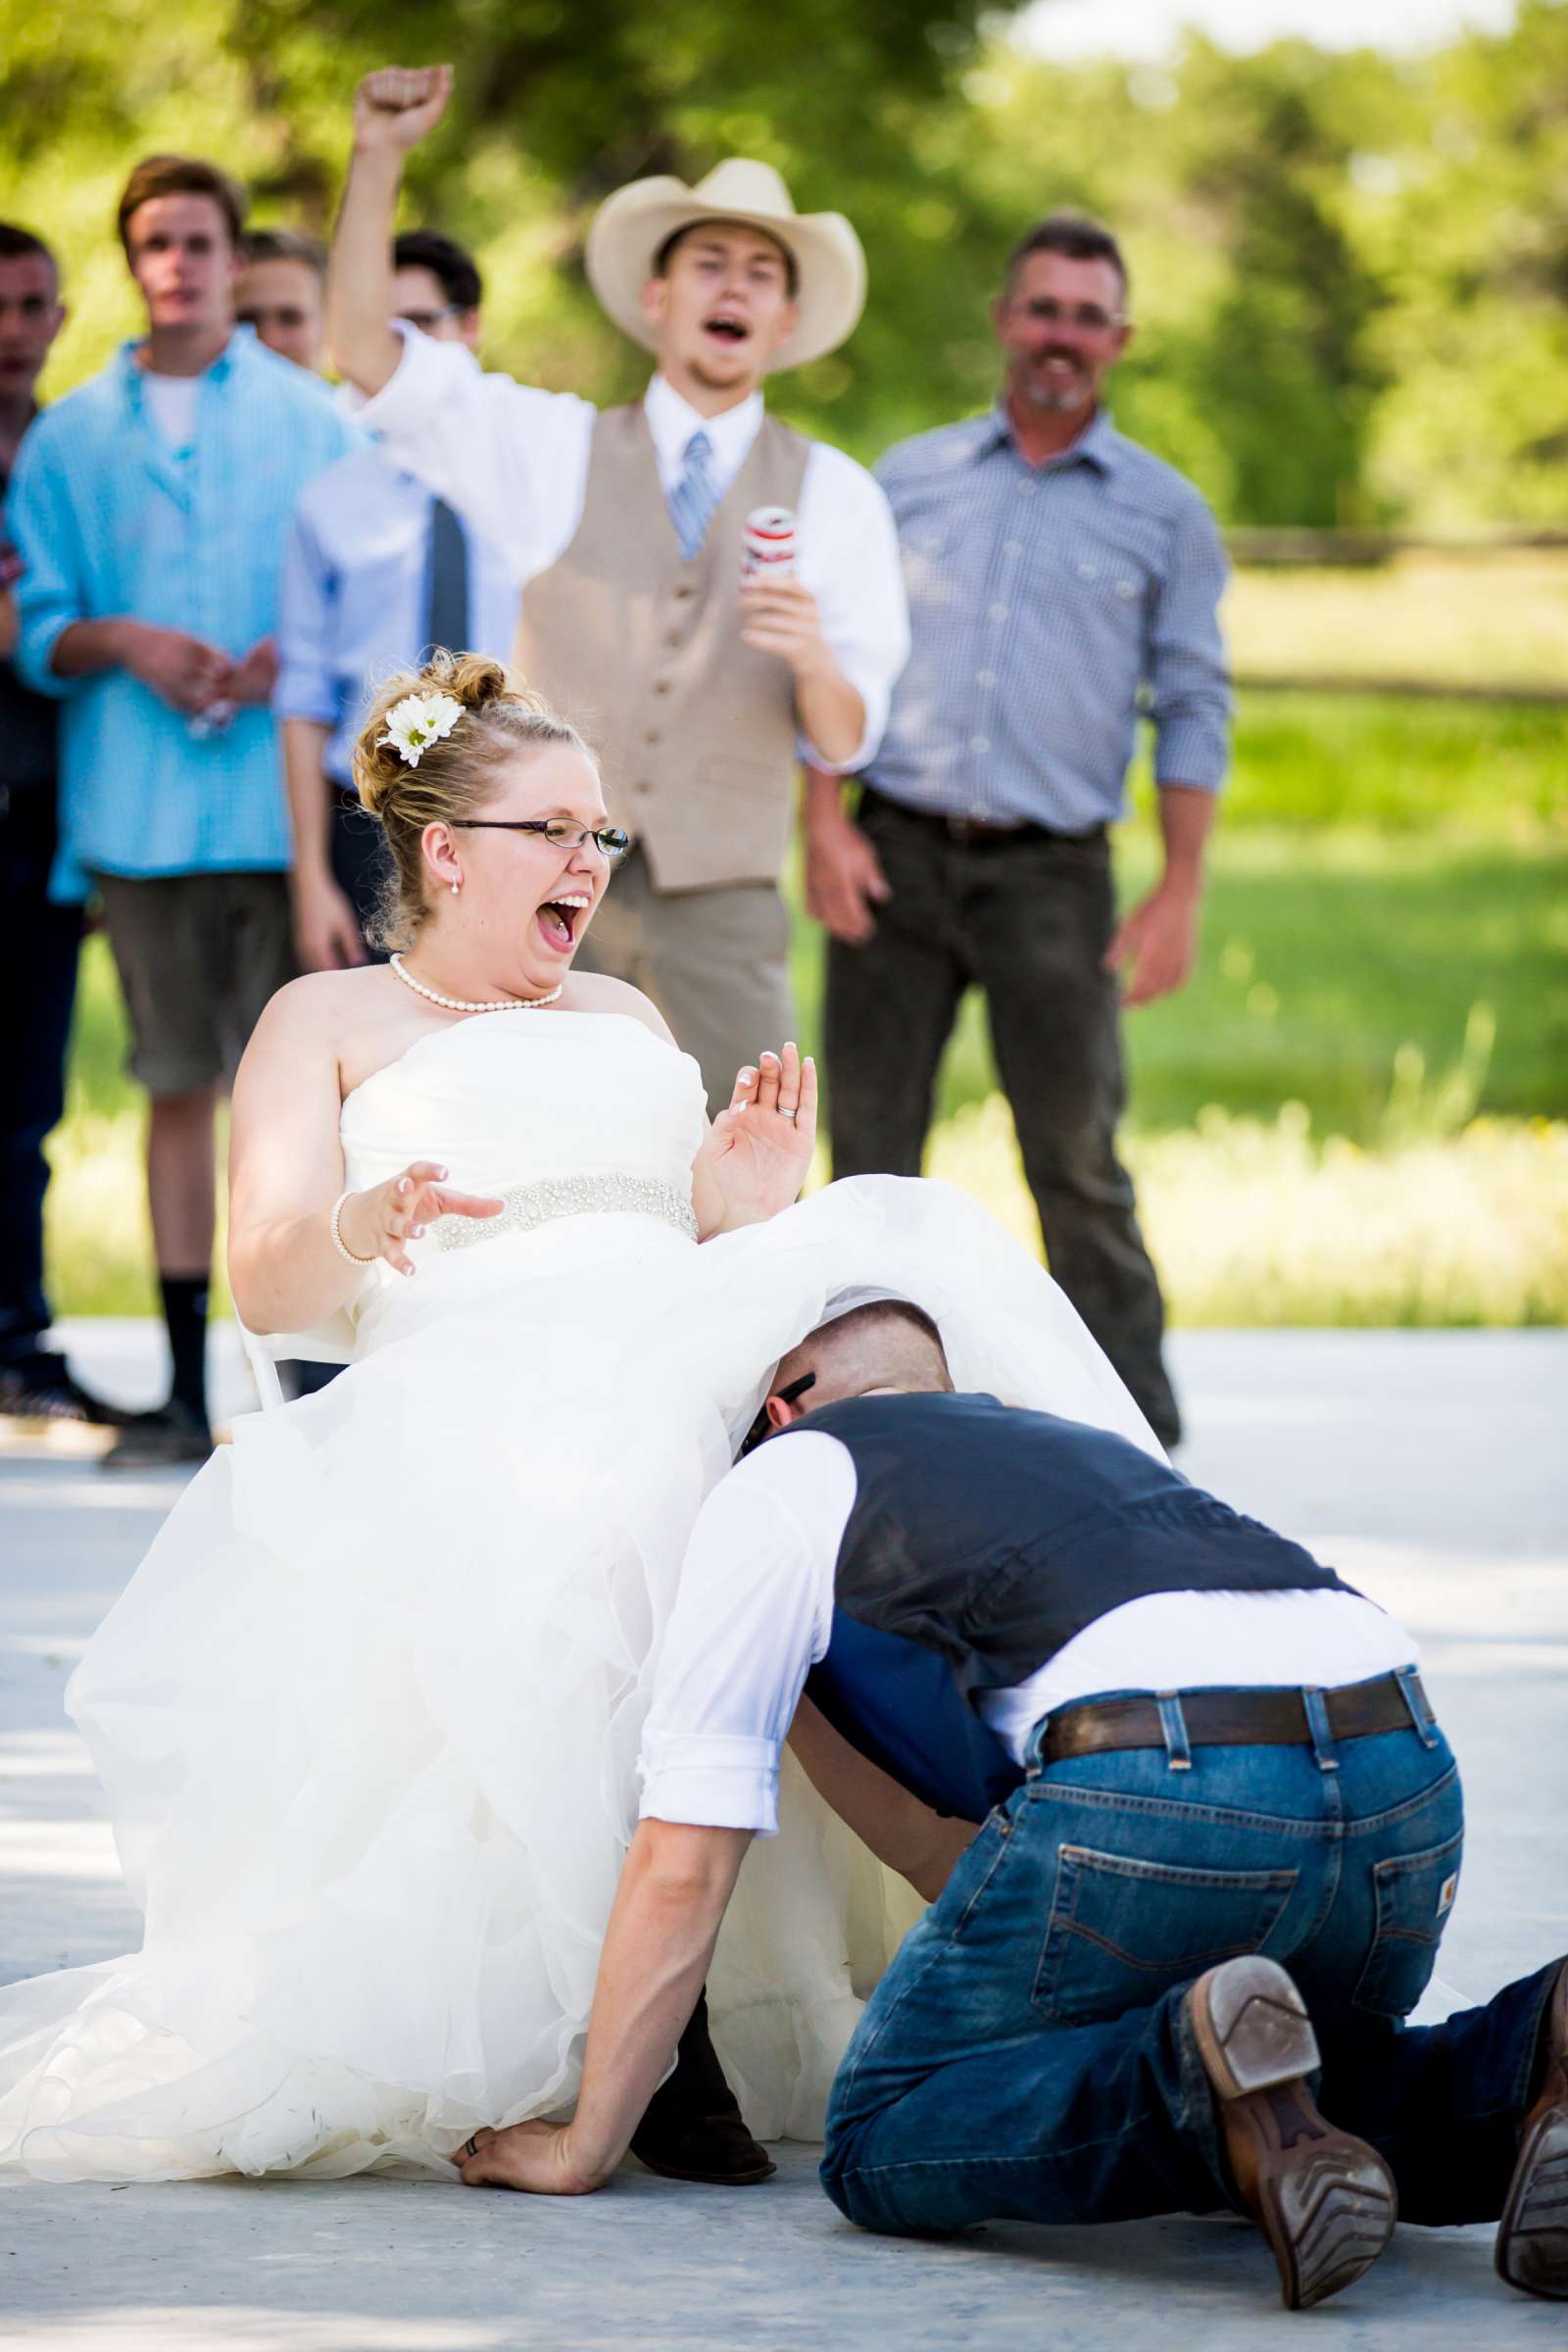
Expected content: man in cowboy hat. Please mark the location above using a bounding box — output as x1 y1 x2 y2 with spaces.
328 65 908 1109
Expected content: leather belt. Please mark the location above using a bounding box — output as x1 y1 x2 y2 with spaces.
936 812 1034 843
1040 1671 1432 1767
859 788 1105 849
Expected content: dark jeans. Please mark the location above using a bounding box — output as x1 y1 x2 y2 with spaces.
826 793 1178 1445
822 1687 1556 2237
0 786 81 1364
330 786 392 961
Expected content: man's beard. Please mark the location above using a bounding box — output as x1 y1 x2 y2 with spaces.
1020 359 1092 413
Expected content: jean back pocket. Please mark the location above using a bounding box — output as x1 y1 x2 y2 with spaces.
1033 1843 1298 2023
1353 1831 1464 2019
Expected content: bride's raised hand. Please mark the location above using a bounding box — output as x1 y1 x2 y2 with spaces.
336 1160 503 1278
696 1046 817 1234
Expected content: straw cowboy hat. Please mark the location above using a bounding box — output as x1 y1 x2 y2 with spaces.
585 159 866 372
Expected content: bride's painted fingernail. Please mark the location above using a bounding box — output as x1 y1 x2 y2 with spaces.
411 1225 424 1239
434 1167 448 1180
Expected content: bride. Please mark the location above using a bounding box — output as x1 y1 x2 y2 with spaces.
0 654 1159 2185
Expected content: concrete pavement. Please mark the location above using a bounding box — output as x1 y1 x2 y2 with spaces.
2 1324 1565 2349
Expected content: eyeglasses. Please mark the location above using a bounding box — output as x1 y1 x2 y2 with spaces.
1018 297 1126 333
452 818 631 860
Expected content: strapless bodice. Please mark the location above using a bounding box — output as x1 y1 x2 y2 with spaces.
330 1012 709 1353
339 1012 707 1198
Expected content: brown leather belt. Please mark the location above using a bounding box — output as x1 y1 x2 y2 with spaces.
1041 1671 1432 1767
860 789 1106 849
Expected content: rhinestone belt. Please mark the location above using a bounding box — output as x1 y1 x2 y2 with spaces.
426 1172 700 1252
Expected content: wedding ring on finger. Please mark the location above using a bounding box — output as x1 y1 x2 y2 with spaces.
776 1105 798 1120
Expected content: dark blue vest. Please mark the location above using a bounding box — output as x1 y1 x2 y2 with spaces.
785 1392 1353 1823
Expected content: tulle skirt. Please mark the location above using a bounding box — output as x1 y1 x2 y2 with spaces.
0 1176 1154 2180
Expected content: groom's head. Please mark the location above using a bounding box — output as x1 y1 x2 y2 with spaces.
762 1300 953 1435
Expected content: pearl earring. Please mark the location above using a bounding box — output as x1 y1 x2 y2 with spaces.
450 876 461 896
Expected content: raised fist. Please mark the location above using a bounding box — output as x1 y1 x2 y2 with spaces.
352 65 455 153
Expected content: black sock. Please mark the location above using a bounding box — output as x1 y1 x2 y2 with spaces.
159 1274 209 1424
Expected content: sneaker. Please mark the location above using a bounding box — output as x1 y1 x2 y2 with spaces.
1496 1956 1568 2299
1187 1954 1396 2310
100 1399 213 1471
0 1352 127 1427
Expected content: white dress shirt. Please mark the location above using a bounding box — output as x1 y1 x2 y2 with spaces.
637 1429 1419 1838
348 328 909 770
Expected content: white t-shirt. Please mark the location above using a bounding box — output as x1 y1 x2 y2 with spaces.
141 371 202 455
636 1425 1418 1838
347 329 910 770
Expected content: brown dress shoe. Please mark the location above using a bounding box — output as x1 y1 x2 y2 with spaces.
1188 1955 1396 2310
629 1992 776 2187
1496 1957 1568 2299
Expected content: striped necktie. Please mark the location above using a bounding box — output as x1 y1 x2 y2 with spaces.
667 428 718 562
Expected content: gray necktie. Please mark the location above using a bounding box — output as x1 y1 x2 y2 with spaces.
423 495 470 655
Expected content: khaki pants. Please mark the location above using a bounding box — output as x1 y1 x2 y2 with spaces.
576 848 796 1115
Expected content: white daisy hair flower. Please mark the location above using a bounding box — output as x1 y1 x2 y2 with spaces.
377 690 466 767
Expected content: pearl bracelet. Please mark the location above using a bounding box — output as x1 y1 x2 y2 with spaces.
329 1191 377 1268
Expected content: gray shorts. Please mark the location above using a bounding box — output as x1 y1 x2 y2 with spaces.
92 869 297 1097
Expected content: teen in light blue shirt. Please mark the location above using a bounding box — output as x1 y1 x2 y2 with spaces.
6 324 356 898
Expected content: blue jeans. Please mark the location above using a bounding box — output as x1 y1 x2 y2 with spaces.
822 1683 1557 2236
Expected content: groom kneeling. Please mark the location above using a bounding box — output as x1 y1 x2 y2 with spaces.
459 1303 1568 2312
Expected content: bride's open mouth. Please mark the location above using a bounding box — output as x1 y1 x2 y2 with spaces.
536 893 590 954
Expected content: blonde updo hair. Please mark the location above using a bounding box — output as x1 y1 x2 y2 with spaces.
351 651 598 950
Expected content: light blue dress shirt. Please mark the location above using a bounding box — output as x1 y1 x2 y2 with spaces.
274 443 522 789
5 328 358 898
866 407 1231 831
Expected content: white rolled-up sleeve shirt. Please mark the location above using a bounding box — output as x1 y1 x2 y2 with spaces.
346 326 908 769
637 1425 1418 1840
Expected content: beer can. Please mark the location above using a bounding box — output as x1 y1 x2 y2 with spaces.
742 506 797 581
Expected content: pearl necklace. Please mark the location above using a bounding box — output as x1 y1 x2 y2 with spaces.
389 953 564 1013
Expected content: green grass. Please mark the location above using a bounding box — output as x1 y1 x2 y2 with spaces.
1215 692 1567 839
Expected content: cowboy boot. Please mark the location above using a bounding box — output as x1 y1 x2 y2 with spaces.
1187 1954 1396 2310
1495 1956 1568 2298
629 1989 776 2186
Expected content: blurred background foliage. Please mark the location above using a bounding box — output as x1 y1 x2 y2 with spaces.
5 0 1568 526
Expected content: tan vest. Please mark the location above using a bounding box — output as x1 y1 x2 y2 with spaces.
517 403 810 893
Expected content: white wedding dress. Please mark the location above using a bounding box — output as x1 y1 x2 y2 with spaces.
0 1012 1157 2182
